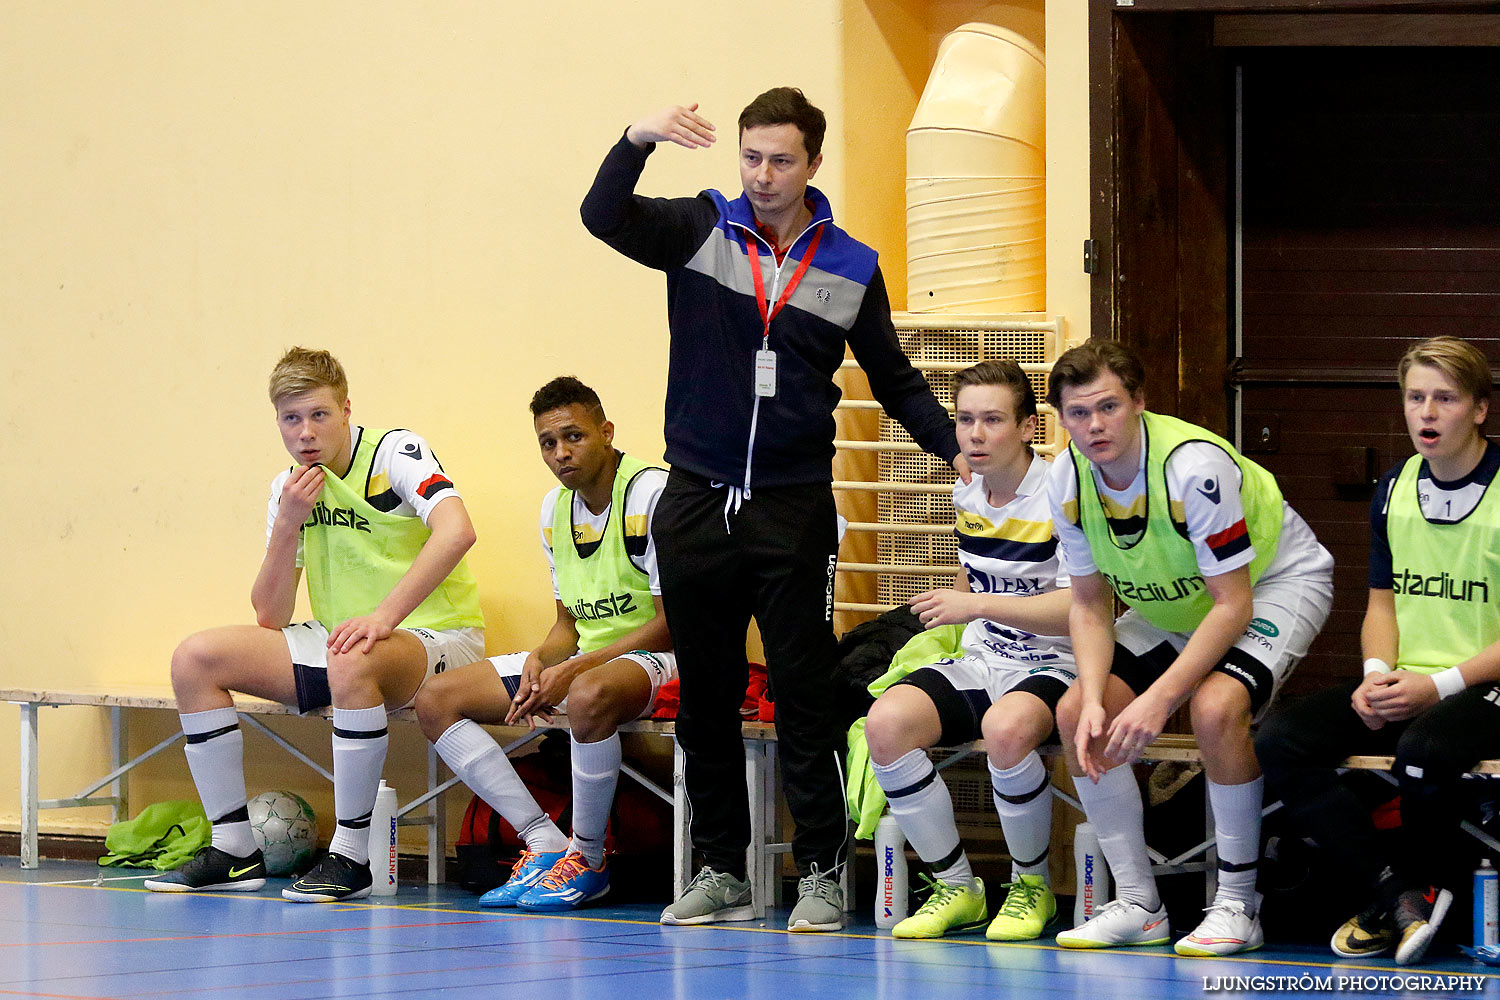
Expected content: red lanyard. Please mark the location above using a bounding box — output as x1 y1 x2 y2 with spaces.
746 223 824 340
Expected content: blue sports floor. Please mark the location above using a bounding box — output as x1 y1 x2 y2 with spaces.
2 859 1494 999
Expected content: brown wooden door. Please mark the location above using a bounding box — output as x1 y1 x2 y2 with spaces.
1238 46 1500 697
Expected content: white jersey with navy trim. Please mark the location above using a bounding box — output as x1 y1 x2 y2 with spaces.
953 454 1075 669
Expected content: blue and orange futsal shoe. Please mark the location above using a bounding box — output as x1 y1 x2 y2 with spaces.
479 848 568 908
516 851 611 911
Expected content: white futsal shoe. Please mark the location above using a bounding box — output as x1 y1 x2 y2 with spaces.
1174 899 1264 956
1055 898 1170 949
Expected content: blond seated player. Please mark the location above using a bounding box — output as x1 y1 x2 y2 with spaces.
146 348 484 901
1259 337 1500 966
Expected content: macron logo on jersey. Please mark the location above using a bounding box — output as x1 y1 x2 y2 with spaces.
1197 478 1222 504
400 442 424 461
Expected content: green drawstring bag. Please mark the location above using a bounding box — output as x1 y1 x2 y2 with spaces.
98 801 211 870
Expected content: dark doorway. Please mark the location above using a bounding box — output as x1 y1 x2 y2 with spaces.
1236 47 1500 696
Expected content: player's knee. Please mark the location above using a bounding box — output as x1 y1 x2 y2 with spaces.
413 672 464 742
1392 721 1448 783
1055 686 1083 739
325 649 382 702
981 712 1033 769
865 696 924 765
170 631 224 693
1189 681 1251 746
565 670 609 723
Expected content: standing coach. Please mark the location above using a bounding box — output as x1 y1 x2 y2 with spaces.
582 87 965 932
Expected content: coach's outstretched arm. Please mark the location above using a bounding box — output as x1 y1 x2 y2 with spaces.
580 104 722 271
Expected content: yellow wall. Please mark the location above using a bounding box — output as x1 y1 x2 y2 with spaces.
0 0 1089 845
834 0 1088 618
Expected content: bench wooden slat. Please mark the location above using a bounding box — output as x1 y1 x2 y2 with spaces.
0 688 777 739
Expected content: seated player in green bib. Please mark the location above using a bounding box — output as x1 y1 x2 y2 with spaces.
1258 336 1500 966
415 376 674 911
865 360 1075 942
1044 341 1334 956
146 347 485 901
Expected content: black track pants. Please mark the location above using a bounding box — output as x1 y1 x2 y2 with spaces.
655 470 848 877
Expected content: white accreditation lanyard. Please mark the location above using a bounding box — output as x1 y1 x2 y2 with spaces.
746 224 823 398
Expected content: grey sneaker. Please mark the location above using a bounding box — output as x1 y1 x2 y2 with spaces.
788 863 844 932
660 866 754 925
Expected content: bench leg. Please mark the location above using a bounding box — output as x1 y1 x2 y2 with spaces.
427 743 444 885
19 704 38 869
745 739 766 919
763 741 782 910
111 706 128 826
672 741 690 903
1204 789 1218 905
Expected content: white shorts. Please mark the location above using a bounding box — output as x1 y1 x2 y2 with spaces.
487 648 678 719
282 620 486 713
1112 567 1333 721
923 651 1077 707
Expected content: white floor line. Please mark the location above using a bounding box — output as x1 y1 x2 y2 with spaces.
36 873 153 885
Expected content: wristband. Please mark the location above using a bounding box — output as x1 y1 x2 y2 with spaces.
1362 658 1393 677
1432 666 1467 700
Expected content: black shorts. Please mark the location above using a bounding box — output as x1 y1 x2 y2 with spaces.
893 665 1066 748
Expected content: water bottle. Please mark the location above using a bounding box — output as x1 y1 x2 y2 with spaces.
1073 821 1110 926
1474 858 1498 947
874 812 908 929
369 780 399 897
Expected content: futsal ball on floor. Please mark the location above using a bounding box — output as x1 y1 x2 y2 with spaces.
249 790 318 876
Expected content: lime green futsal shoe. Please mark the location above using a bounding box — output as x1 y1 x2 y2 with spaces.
986 874 1057 941
891 875 988 939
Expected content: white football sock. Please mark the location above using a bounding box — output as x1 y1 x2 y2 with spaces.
1074 765 1160 911
434 719 568 855
181 706 256 857
989 753 1053 883
328 705 388 864
569 732 621 868
874 748 973 889
1208 776 1264 908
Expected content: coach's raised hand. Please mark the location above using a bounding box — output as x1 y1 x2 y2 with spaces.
626 103 716 150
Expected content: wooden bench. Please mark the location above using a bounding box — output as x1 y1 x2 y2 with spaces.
2 686 794 917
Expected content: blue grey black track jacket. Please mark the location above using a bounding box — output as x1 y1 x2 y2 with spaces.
581 133 959 489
